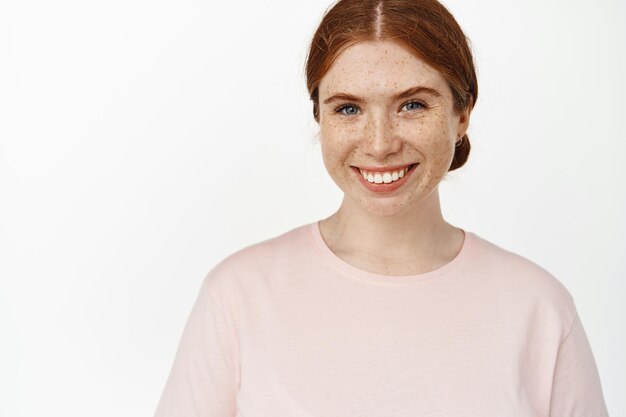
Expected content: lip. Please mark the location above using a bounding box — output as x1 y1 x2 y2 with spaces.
352 163 419 193
353 163 414 172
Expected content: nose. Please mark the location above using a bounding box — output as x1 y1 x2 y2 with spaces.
362 111 402 160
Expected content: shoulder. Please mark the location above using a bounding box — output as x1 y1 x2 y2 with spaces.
468 232 572 297
467 232 577 327
201 222 313 294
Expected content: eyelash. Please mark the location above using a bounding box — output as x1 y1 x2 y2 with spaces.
334 100 428 116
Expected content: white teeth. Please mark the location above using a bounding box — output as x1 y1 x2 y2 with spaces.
359 165 412 184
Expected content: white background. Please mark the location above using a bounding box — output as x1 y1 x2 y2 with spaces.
1 0 624 416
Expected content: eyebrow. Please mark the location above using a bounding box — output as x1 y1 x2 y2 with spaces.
322 85 442 105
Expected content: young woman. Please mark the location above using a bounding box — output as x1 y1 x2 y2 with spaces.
154 1 609 416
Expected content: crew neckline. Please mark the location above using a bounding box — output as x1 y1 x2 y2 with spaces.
308 220 475 285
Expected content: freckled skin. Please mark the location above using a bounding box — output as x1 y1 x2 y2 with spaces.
319 40 468 218
316 40 472 273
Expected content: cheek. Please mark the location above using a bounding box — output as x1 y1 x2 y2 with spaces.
399 117 451 146
320 122 359 157
399 118 455 170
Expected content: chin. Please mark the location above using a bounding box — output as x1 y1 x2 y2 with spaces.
359 198 415 218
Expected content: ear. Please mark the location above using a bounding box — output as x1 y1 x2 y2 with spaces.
456 98 473 139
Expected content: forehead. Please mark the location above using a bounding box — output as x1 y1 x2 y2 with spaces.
319 40 450 99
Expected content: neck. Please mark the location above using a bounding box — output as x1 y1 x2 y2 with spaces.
320 187 459 263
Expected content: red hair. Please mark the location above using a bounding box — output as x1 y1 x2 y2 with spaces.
305 0 478 171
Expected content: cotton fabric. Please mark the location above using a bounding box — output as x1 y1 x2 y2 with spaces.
154 221 609 417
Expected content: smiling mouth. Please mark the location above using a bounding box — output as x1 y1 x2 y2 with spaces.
352 163 418 184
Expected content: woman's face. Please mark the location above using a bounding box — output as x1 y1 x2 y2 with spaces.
317 40 470 217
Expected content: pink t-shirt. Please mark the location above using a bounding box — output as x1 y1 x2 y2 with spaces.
154 221 609 417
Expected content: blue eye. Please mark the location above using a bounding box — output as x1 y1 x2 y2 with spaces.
336 104 360 116
334 101 425 116
403 101 426 111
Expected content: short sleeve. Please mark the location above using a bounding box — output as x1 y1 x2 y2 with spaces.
154 274 240 417
549 311 609 417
